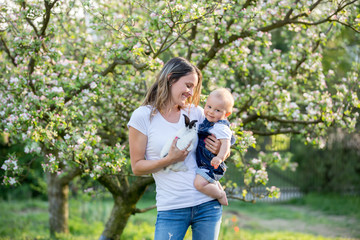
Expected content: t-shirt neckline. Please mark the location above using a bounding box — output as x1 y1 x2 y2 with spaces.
158 109 184 125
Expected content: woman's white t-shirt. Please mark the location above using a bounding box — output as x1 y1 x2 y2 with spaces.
127 105 214 211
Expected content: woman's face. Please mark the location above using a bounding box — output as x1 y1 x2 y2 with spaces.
169 73 198 108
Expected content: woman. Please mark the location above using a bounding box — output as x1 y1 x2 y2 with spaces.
128 57 223 240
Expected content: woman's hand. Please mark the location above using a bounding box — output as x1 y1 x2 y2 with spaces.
166 137 191 164
205 134 221 155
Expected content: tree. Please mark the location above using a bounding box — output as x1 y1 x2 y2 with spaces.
1 0 359 239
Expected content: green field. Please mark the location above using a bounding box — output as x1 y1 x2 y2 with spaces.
0 193 359 240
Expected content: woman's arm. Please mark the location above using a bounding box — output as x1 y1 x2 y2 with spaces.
129 127 189 176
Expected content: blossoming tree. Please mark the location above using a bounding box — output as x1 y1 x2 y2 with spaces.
1 0 359 239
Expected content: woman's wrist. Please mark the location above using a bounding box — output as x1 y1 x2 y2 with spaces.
163 154 176 166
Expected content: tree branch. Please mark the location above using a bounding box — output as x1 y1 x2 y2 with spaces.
242 114 259 125
132 205 156 214
250 129 301 136
40 0 59 37
153 24 176 58
101 58 148 76
331 19 360 33
186 24 198 61
260 115 323 124
243 113 323 126
289 0 358 32
145 37 155 55
0 37 17 66
24 0 58 78
129 175 154 195
59 167 82 186
21 1 40 36
97 175 121 196
227 195 255 203
242 0 255 9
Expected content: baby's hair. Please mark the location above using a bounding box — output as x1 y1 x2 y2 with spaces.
209 88 234 112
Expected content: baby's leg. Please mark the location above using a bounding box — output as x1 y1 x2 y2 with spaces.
194 175 228 206
215 181 228 205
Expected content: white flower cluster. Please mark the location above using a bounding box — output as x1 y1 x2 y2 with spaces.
1 155 21 185
1 156 18 171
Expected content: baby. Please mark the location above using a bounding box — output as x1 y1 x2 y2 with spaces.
194 88 235 206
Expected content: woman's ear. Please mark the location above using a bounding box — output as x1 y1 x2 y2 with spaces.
168 73 173 86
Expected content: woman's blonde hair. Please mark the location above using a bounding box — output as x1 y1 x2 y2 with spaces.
142 57 202 115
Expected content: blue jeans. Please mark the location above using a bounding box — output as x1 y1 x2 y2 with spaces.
154 200 222 240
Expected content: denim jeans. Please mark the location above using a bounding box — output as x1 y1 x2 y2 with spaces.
154 200 222 240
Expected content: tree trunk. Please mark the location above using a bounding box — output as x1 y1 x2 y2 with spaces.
46 168 82 237
98 175 154 240
47 172 69 236
99 196 137 240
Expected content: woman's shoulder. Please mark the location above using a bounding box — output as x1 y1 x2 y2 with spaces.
133 105 153 114
131 105 154 119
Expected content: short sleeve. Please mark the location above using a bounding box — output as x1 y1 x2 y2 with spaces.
127 106 151 136
212 124 232 140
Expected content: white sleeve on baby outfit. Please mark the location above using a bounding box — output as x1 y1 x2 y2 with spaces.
210 123 232 140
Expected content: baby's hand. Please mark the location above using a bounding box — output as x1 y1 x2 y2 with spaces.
211 156 222 169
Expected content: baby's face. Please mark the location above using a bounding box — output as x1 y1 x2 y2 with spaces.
204 95 229 122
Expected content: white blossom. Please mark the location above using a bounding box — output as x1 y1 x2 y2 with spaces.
90 82 97 89
77 138 85 145
1 164 7 171
9 177 16 185
24 146 30 153
51 87 64 93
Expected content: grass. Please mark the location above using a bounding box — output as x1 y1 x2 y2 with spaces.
0 193 359 240
290 193 360 219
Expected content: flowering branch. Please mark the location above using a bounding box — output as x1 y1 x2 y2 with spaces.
250 129 301 136
0 37 17 66
289 0 359 32
243 114 323 126
101 58 148 76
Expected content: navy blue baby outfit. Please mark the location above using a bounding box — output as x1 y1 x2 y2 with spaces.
196 118 235 182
